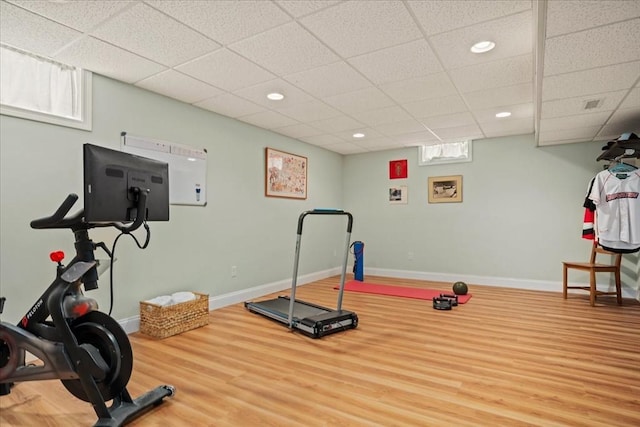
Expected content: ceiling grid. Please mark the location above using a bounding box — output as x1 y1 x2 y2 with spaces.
0 0 638 154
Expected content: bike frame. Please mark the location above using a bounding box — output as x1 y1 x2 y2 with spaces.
1 185 174 426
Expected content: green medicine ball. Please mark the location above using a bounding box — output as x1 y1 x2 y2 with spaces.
452 281 468 295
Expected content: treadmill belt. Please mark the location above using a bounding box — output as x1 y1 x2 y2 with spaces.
254 298 329 320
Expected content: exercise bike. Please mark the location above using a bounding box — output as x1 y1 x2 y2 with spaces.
0 193 174 426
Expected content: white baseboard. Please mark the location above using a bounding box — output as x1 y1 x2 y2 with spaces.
119 265 638 334
118 267 341 334
364 267 639 300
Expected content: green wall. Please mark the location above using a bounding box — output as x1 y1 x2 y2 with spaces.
0 75 345 321
343 135 639 295
1 75 637 324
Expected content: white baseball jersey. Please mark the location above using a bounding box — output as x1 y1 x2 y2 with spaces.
588 169 640 251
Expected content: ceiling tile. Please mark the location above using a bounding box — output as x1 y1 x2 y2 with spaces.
348 39 442 85
6 0 131 32
463 82 532 110
299 134 346 146
541 61 640 101
540 90 628 119
374 119 427 136
90 3 220 68
334 127 383 141
176 49 274 91
392 131 440 145
352 106 413 127
430 11 532 70
604 107 640 128
619 87 640 110
194 93 265 118
538 137 595 146
284 61 371 98
546 0 640 38
407 0 531 36
272 123 323 139
379 73 458 104
237 110 298 129
403 94 468 118
146 0 291 45
0 1 81 57
544 19 640 76
275 0 341 18
472 102 534 123
479 117 533 138
230 22 339 75
54 36 166 84
300 0 421 58
420 112 476 130
540 111 613 132
597 115 640 138
449 54 532 93
322 87 394 114
353 136 396 150
136 70 224 104
309 116 365 133
276 99 342 122
322 141 369 155
539 126 602 144
432 124 484 141
233 78 314 109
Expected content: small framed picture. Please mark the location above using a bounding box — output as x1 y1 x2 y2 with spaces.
428 175 462 203
389 186 408 204
265 147 307 199
389 159 408 179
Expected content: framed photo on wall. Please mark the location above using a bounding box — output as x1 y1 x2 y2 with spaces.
265 147 307 199
428 175 462 203
389 186 408 204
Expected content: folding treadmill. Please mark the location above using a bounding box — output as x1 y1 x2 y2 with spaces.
244 209 358 338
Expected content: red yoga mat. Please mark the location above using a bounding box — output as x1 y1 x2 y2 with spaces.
337 280 472 304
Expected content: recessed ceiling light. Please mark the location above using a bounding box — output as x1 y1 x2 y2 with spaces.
266 92 284 101
470 41 496 53
495 112 511 118
353 133 365 138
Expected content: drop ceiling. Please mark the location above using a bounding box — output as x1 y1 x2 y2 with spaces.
1 0 638 155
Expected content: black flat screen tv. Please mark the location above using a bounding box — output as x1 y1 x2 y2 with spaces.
83 143 169 222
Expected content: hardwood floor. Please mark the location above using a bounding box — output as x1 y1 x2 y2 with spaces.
1 276 639 426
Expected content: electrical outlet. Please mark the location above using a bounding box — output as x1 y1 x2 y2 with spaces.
231 265 237 278
408 252 414 261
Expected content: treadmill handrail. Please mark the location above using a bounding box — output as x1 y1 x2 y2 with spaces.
297 209 353 234
289 209 353 328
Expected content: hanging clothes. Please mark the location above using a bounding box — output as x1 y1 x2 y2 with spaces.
588 168 640 253
582 177 596 241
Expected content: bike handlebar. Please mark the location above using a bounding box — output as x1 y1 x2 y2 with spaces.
29 192 148 234
30 193 80 229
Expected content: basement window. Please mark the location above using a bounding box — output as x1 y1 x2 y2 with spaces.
418 140 472 166
0 44 92 131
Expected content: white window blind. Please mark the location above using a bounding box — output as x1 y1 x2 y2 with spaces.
419 140 472 165
0 45 92 130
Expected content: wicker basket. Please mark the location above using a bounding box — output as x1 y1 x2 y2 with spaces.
139 292 209 339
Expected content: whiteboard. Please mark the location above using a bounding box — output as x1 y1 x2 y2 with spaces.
121 132 207 206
